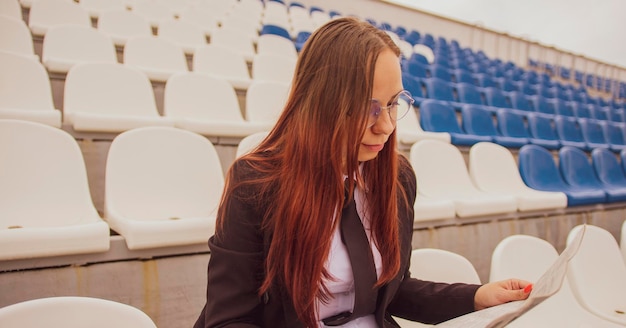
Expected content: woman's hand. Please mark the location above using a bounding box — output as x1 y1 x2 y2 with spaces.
474 279 533 311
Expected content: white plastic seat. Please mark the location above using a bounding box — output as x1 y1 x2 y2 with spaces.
410 139 518 218
164 72 269 137
310 10 331 28
413 196 456 222
245 80 290 127
236 131 269 158
218 15 260 44
63 62 175 132
396 106 451 145
0 51 61 127
157 19 207 55
395 248 481 327
42 25 118 74
177 3 220 38
413 44 435 64
256 34 297 59
566 224 626 326
97 9 152 47
209 26 257 62
123 35 188 82
0 119 110 260
469 142 568 212
0 15 38 60
105 126 223 250
490 234 621 327
622 220 626 264
28 0 91 37
0 0 21 20
0 296 156 328
79 0 126 19
130 0 175 28
251 53 296 84
193 44 252 90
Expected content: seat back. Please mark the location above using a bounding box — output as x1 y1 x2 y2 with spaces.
252 53 297 84
529 95 556 115
130 0 175 28
410 248 481 284
455 82 484 105
0 296 156 328
401 73 424 99
0 120 98 227
42 25 117 73
418 100 463 134
410 139 480 197
527 113 560 141
64 62 159 120
579 118 608 145
105 127 224 220
0 51 55 111
157 19 208 53
123 35 189 74
558 146 604 189
97 9 152 46
423 77 455 102
236 131 270 158
0 15 36 57
496 109 531 138
567 224 626 324
490 234 558 283
164 72 243 121
591 148 626 186
518 144 568 191
461 104 497 137
554 115 586 144
507 91 532 111
0 0 21 19
245 80 290 124
193 44 251 81
550 98 575 117
469 142 529 193
602 121 626 146
482 87 509 108
28 0 91 36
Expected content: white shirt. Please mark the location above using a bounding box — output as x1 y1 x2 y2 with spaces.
316 184 383 327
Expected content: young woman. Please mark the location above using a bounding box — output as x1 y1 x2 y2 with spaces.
194 17 531 328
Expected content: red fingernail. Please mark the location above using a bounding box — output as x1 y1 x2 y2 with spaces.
523 284 533 293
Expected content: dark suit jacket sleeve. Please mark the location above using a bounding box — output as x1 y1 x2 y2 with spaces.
194 164 266 328
386 155 481 325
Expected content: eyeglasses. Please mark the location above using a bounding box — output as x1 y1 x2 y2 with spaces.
368 90 414 127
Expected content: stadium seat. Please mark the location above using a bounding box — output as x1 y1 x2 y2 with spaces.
251 53 296 84
177 3 220 38
123 36 189 83
42 25 118 74
105 126 223 250
236 131 270 158
482 87 513 111
528 95 556 116
0 119 110 260
469 142 567 211
418 100 491 146
525 113 561 150
260 24 291 40
63 62 175 132
570 101 593 119
193 44 252 90
396 105 451 145
97 9 152 47
451 68 475 84
550 98 576 117
209 26 257 62
256 34 298 59
0 51 61 128
422 77 464 110
560 146 626 202
454 82 485 106
496 110 558 150
294 31 311 52
410 139 517 218
0 296 157 328
554 115 589 150
245 80 290 126
164 72 270 136
592 148 626 192
129 0 175 28
461 104 528 148
0 15 38 60
401 73 425 105
567 225 626 326
157 19 208 55
518 144 606 206
310 10 331 28
28 0 91 37
579 118 611 150
600 121 626 152
489 234 621 327
412 44 434 64
507 91 534 112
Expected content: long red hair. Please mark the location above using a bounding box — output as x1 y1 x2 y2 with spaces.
217 17 405 327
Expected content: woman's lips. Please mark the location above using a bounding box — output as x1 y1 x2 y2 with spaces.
363 143 384 152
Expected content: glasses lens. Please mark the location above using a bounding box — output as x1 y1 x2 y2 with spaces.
369 99 382 126
395 91 414 121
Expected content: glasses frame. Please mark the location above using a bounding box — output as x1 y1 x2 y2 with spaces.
368 90 415 127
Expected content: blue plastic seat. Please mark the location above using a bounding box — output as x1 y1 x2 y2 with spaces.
427 64 452 81
496 110 561 149
588 104 609 121
473 73 498 88
609 109 625 123
294 31 310 52
403 59 428 78
418 100 491 146
452 68 474 84
554 115 589 150
482 87 514 111
570 101 592 119
578 118 610 150
461 105 527 148
422 77 464 110
528 95 556 116
401 73 425 105
526 113 562 150
497 78 519 92
260 24 291 40
549 99 576 117
592 148 626 193
600 121 626 152
560 146 626 203
455 82 485 106
507 91 533 112
518 145 606 206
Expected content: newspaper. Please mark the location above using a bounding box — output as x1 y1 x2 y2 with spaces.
435 224 587 328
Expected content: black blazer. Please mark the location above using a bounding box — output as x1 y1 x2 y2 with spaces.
194 155 480 328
